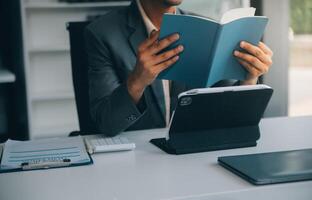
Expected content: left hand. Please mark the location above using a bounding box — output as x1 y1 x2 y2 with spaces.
234 41 273 85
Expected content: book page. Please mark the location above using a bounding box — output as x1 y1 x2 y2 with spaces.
221 7 256 24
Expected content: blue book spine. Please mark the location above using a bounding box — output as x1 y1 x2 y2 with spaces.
207 17 269 87
158 14 220 87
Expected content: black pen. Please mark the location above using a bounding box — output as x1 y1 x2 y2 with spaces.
21 159 71 170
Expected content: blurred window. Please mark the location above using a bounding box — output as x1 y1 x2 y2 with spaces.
180 0 250 20
289 0 312 116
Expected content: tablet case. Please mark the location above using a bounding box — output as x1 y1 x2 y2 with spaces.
150 86 273 154
218 149 312 185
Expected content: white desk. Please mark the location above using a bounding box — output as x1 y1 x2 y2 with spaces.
1 116 312 200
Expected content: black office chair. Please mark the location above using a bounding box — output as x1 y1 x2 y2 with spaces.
67 21 100 136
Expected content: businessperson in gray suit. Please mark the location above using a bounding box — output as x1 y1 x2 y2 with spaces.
84 0 273 136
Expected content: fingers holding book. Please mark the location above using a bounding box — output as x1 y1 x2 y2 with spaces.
234 41 273 83
127 32 183 103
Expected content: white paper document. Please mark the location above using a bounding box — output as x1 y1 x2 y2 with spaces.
0 136 90 170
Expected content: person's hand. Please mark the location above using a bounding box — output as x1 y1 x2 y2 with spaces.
234 41 273 85
127 30 184 103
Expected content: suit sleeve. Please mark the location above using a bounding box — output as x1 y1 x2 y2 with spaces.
84 27 147 136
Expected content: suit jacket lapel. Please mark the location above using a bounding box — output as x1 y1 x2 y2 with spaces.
127 1 147 56
126 1 167 122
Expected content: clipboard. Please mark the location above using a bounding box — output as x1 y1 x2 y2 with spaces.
0 137 93 174
0 156 93 174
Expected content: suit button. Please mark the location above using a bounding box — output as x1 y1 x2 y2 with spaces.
127 114 137 122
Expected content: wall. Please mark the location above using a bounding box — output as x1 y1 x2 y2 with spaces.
262 0 290 117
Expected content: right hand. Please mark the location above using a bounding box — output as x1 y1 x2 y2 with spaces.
127 30 184 103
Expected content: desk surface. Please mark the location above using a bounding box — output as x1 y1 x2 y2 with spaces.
1 116 312 200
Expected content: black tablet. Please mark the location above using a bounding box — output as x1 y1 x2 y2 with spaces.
151 85 273 154
218 149 312 185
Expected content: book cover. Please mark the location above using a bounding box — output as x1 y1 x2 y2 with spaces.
157 8 269 87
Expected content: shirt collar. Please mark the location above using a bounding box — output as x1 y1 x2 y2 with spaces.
136 0 176 36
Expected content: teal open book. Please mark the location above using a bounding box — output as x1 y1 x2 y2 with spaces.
0 136 92 173
157 8 269 87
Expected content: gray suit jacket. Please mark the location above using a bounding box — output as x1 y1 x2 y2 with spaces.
84 0 237 136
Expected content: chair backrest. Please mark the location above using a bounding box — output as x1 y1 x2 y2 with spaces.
67 21 99 134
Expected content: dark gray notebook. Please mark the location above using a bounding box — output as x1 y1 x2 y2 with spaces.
218 149 312 185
